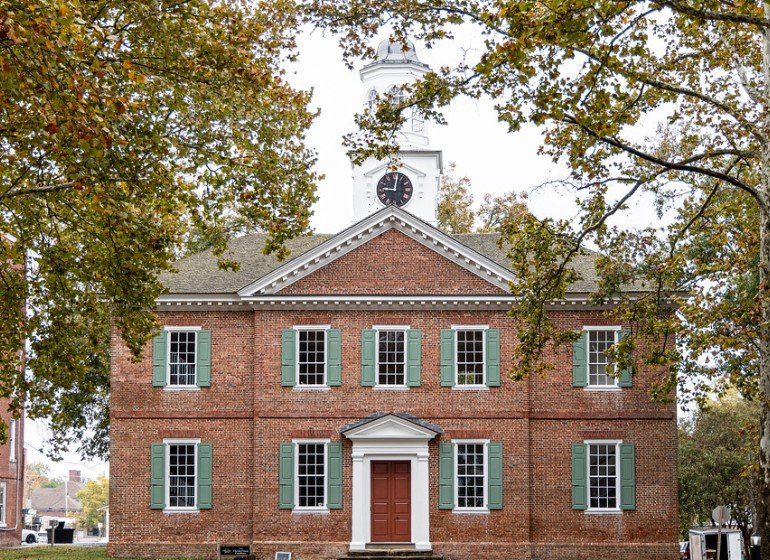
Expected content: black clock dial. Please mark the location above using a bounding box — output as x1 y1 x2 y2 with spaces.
376 172 414 207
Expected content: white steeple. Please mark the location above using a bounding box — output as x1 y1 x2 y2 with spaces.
352 38 443 225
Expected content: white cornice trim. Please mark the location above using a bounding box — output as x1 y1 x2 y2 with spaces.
235 206 515 297
363 160 428 179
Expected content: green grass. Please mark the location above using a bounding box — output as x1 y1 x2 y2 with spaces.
0 547 203 560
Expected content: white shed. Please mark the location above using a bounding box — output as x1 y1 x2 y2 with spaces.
689 527 744 560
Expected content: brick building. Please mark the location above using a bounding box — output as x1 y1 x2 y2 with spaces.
0 400 23 546
109 39 678 560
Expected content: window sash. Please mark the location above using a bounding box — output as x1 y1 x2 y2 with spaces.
587 442 620 511
454 441 487 510
0 481 5 525
167 331 197 387
375 329 407 386
296 329 327 387
9 420 15 462
455 329 486 386
295 441 328 510
587 329 619 387
166 441 197 509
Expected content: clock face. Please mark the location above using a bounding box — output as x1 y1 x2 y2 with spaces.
376 172 414 207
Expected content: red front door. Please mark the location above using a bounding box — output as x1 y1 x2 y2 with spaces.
370 461 411 542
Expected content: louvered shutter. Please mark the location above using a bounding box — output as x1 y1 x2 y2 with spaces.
487 442 503 509
279 443 294 509
617 330 633 388
327 442 343 509
438 442 454 509
406 329 421 387
150 443 165 509
152 332 168 387
361 330 376 386
571 443 587 510
327 329 342 386
572 332 588 387
196 330 212 387
485 329 501 387
197 443 213 509
619 443 636 510
281 329 296 387
440 329 455 387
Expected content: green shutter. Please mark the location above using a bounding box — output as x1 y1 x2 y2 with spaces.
619 443 636 510
327 442 343 509
617 329 633 388
196 330 212 388
572 331 588 388
152 331 168 387
440 329 455 387
197 443 213 509
327 329 342 387
361 329 376 386
150 443 165 509
486 329 501 387
571 443 587 510
281 329 296 387
407 329 422 387
438 442 454 509
487 442 503 509
279 443 294 509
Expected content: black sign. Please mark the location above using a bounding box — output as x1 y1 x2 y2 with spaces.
220 545 250 556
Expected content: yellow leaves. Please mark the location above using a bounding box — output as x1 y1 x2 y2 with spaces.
57 2 68 17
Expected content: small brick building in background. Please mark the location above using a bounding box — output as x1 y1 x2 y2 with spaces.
108 38 678 560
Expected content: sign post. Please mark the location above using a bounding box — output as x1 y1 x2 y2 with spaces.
712 505 731 560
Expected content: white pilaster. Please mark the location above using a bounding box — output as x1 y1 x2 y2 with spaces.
413 452 431 551
350 452 367 551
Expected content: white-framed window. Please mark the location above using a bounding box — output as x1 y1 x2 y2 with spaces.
167 329 198 387
585 327 621 387
375 326 408 387
295 327 328 387
367 89 378 112
388 85 404 107
165 439 199 510
411 108 424 133
294 440 328 510
9 419 16 463
586 440 621 511
455 440 488 511
455 327 486 386
0 481 6 526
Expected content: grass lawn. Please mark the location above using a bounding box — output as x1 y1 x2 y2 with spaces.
0 547 203 560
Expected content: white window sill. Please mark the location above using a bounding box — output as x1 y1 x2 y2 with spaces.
293 386 330 392
163 386 200 391
292 507 329 514
584 509 622 515
163 508 199 514
453 508 490 514
373 386 409 391
452 385 489 391
584 386 622 392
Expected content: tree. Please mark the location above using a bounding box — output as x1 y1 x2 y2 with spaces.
75 476 108 531
476 192 529 233
24 461 50 504
308 1 770 554
437 163 475 234
679 395 760 559
0 0 319 459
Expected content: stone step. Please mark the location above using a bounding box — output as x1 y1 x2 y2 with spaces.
339 556 444 560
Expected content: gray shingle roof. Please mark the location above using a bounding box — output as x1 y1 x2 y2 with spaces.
339 411 443 435
30 483 85 513
160 230 636 295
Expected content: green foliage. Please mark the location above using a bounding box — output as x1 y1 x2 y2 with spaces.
477 192 529 233
75 476 109 530
0 0 319 458
679 395 759 556
437 163 475 234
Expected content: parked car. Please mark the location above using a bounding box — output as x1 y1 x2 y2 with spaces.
21 529 48 544
679 540 690 560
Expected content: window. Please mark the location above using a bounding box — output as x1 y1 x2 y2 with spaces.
456 442 486 509
587 329 618 387
297 329 326 386
168 330 197 386
388 85 404 107
456 329 485 386
377 329 406 386
296 442 326 509
9 419 15 463
588 442 619 510
0 481 5 525
367 89 378 112
167 442 197 509
411 108 424 133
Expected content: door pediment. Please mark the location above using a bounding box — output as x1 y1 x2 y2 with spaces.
341 412 442 442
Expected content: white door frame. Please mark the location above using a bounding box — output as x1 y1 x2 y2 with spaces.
343 415 439 552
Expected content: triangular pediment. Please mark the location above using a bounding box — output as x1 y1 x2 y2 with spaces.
362 160 427 179
341 413 442 441
237 206 514 296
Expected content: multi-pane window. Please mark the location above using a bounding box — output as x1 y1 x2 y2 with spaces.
456 443 486 509
456 330 485 385
168 443 196 508
298 330 326 386
0 482 5 525
588 330 618 387
9 419 15 462
169 331 197 386
367 89 378 113
297 442 326 508
588 443 618 510
377 330 406 386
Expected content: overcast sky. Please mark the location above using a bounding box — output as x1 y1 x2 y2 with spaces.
25 26 670 479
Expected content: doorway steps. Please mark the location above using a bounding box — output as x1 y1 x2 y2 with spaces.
338 549 444 560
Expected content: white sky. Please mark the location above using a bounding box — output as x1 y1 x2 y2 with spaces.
24 27 671 479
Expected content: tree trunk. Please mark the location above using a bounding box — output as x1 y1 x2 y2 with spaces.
758 195 770 560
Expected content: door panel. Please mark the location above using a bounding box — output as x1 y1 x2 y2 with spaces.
370 461 411 542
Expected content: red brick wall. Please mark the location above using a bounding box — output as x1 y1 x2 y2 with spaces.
110 306 678 560
278 229 507 295
0 405 24 547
